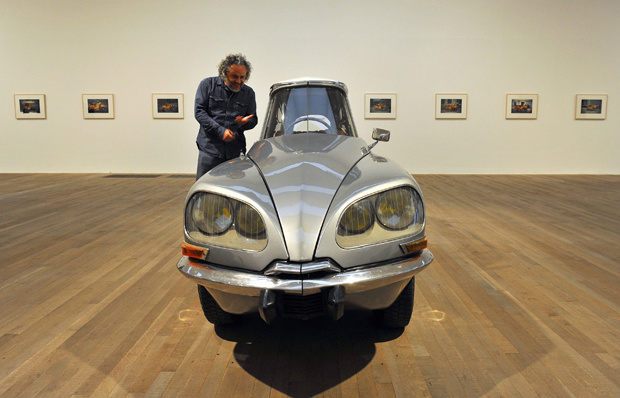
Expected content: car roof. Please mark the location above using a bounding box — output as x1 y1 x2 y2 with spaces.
269 78 348 96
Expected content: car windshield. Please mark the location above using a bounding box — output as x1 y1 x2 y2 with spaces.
262 86 357 138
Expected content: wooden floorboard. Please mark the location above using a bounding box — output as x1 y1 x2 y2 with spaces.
0 174 618 397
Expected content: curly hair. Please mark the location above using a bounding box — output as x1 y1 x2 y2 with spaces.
218 53 252 81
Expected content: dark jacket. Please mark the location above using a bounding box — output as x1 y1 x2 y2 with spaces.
194 76 258 159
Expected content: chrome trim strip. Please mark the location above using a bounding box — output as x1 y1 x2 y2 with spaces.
269 79 348 95
177 249 433 297
178 259 304 295
264 262 301 276
301 250 433 294
264 260 342 276
300 260 341 274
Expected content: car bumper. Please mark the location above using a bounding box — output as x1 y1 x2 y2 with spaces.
177 248 433 320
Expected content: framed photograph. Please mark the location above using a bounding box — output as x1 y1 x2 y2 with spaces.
364 93 396 119
83 94 114 119
575 94 607 120
506 94 538 119
435 93 468 119
152 93 184 119
15 94 46 119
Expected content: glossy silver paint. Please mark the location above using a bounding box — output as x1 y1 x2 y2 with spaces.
247 134 366 262
187 156 288 272
314 151 426 268
178 78 433 317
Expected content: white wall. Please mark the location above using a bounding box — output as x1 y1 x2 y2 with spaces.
2 0 618 174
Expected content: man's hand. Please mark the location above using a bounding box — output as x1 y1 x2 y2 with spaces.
222 129 236 142
235 114 254 126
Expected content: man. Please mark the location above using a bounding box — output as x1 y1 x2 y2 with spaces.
194 53 258 179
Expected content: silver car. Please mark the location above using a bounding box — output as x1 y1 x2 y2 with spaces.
177 78 433 328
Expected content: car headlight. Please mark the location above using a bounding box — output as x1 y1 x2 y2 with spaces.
186 192 267 251
337 186 424 248
338 198 374 235
375 188 416 230
192 194 234 235
235 202 266 239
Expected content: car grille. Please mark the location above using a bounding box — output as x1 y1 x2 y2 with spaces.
281 293 325 320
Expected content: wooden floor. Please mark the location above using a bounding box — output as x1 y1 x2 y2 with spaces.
0 174 618 398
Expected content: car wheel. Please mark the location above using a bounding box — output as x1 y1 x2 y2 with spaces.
374 277 415 328
197 285 235 325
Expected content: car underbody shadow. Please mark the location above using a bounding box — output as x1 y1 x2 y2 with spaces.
214 311 405 397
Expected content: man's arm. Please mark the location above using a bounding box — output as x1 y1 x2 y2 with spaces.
241 89 258 131
194 78 227 139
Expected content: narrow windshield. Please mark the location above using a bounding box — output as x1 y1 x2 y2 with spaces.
262 86 357 138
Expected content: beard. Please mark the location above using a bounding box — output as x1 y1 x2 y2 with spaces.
225 77 243 93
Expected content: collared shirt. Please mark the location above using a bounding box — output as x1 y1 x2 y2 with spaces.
194 76 258 159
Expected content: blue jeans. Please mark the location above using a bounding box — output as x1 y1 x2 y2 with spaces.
196 151 226 180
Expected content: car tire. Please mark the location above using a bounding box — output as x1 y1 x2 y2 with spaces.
197 285 235 325
374 277 415 328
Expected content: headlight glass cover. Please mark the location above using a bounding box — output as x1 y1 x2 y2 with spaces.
192 193 234 235
186 192 267 251
375 188 417 230
339 198 374 235
337 186 424 248
235 202 266 239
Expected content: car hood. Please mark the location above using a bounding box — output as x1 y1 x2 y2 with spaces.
248 134 369 262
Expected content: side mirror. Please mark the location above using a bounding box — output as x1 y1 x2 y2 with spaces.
372 128 391 142
364 128 391 153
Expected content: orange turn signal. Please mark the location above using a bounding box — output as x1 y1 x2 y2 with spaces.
182 242 209 260
400 237 427 254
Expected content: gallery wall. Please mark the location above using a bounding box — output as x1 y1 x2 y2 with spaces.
2 0 619 174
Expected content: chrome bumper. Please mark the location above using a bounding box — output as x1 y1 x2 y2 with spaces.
177 249 433 317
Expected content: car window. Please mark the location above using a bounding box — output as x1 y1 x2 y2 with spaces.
262 86 357 138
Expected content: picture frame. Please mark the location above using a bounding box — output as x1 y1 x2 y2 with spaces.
435 93 468 119
83 94 114 119
15 94 46 119
364 93 396 119
506 94 538 119
575 94 607 120
152 93 184 119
